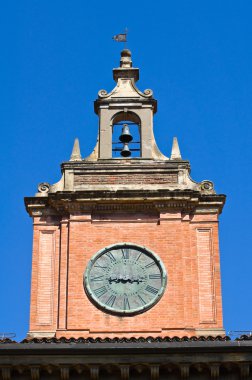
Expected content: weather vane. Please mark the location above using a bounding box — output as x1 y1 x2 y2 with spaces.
112 28 128 49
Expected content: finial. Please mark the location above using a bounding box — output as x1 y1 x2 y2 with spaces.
113 49 139 82
120 49 132 68
70 138 82 161
170 137 182 160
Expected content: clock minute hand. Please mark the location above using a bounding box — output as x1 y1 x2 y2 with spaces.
108 276 144 284
124 275 145 283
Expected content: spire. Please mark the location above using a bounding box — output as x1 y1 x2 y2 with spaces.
170 137 182 160
70 138 82 161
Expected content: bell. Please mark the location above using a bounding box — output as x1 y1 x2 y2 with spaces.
119 124 133 143
121 143 131 157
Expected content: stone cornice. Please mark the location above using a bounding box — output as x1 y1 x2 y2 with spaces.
24 191 226 217
60 159 191 172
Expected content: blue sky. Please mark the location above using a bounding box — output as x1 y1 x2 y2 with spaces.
0 1 251 340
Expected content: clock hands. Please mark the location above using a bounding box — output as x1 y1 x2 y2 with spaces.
108 275 145 284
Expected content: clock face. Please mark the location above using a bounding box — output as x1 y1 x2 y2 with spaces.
84 243 167 315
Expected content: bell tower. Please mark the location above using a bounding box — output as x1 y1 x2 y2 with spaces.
93 49 161 160
25 50 226 339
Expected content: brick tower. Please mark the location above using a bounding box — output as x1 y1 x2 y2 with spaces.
25 49 226 339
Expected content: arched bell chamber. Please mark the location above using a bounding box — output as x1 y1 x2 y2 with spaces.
112 121 141 158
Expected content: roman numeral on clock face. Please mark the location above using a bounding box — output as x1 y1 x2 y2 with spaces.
90 275 104 282
123 296 130 310
121 248 129 259
105 294 116 307
145 285 159 295
145 261 155 269
94 286 107 298
135 252 142 261
94 263 107 271
105 252 116 262
149 273 161 279
138 294 146 305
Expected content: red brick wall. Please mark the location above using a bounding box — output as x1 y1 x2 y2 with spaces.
29 211 224 338
74 173 178 186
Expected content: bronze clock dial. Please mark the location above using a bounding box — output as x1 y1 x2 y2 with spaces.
84 243 167 316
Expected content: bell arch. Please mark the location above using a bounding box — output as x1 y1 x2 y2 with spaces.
112 111 141 125
111 111 141 158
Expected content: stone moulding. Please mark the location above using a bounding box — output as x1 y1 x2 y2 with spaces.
24 191 226 217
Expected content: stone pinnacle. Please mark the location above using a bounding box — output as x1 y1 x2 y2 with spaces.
170 137 182 160
70 138 82 161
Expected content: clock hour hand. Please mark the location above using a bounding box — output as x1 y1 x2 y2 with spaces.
108 276 144 284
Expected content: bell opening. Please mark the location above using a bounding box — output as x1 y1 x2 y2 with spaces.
112 119 141 159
